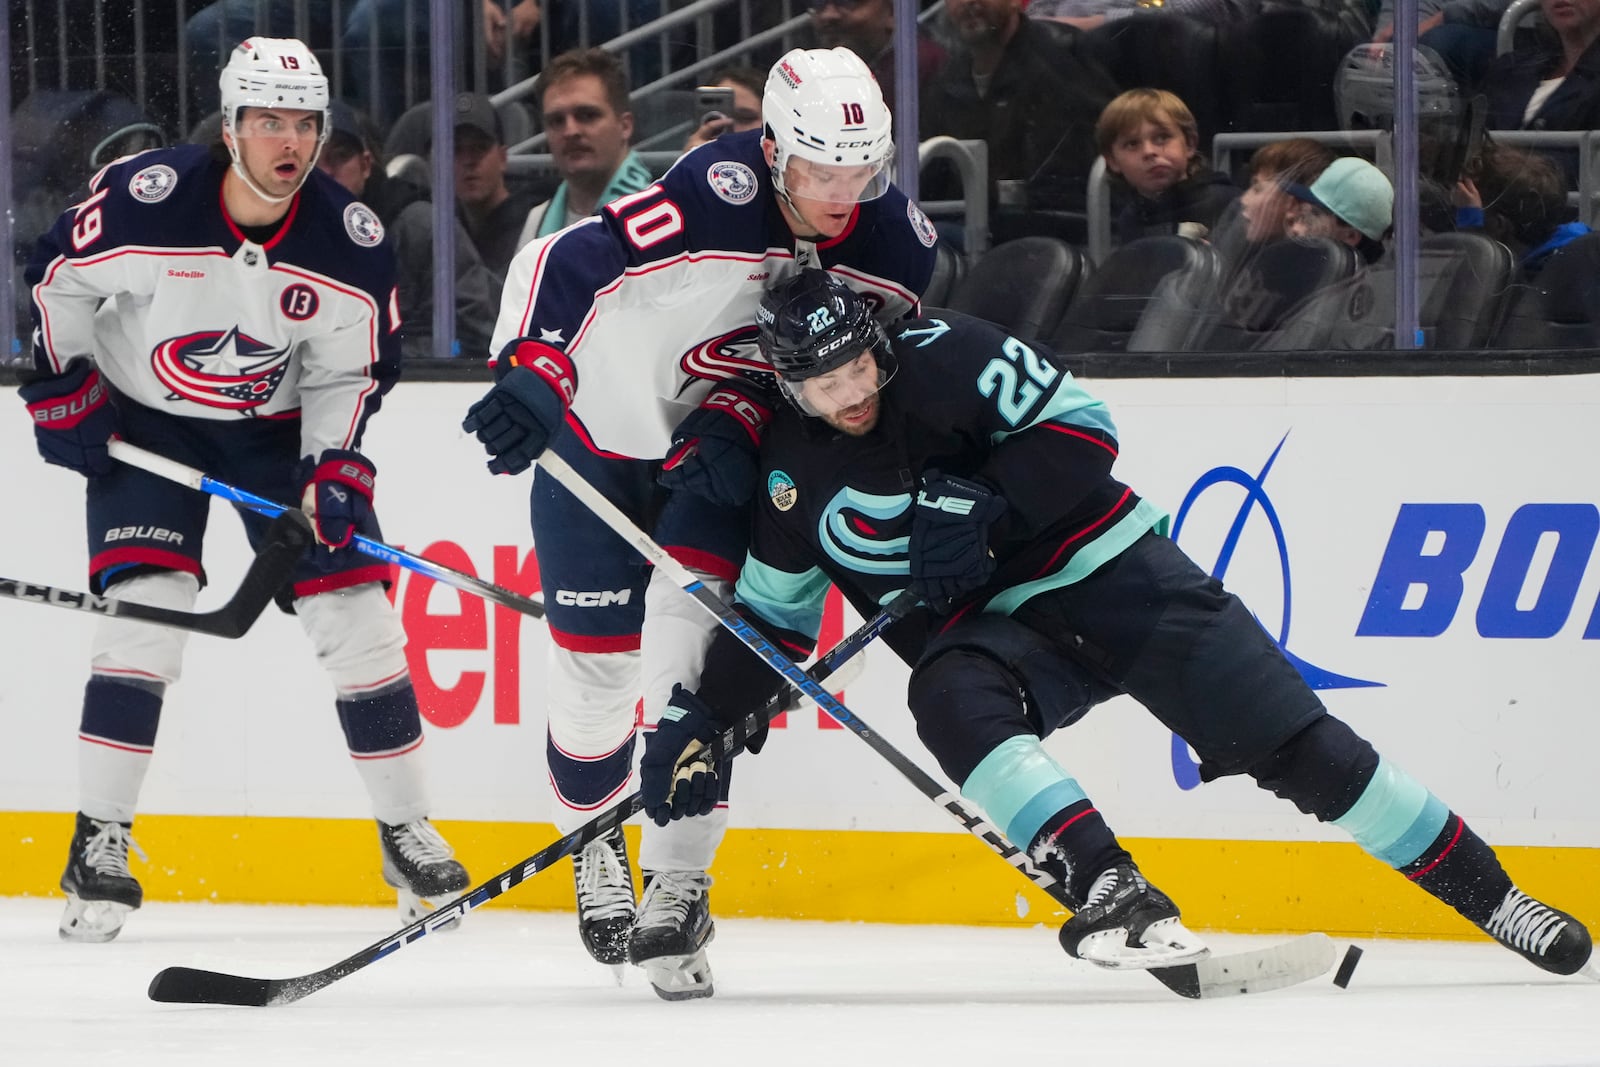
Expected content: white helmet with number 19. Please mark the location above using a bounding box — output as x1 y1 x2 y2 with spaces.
219 36 330 203
764 47 893 205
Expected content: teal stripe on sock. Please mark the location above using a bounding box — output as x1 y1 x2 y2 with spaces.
961 736 1088 848
1332 757 1449 868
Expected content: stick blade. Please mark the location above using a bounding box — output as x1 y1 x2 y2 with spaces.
1149 932 1336 999
207 510 313 638
148 966 275 1006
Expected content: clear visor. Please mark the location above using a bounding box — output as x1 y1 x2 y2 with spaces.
231 108 325 142
779 349 894 417
780 152 893 204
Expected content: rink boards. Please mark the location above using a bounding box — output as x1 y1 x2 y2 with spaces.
2 374 1596 940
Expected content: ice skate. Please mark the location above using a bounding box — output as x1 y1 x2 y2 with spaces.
1480 887 1594 977
572 827 636 971
59 812 145 943
1058 863 1210 970
377 818 470 927
628 870 715 1000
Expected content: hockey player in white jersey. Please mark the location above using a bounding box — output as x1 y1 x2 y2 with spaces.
462 48 937 998
21 37 469 942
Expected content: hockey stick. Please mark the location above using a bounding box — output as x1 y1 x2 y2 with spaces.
533 451 1336 999
107 440 546 619
145 592 909 1006
0 511 311 639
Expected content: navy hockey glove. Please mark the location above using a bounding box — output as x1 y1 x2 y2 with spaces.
908 471 1007 609
297 449 376 549
657 381 774 507
461 339 577 475
641 684 729 827
18 357 118 477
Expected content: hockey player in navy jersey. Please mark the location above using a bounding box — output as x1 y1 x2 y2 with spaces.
21 37 469 942
639 270 1596 980
462 48 937 998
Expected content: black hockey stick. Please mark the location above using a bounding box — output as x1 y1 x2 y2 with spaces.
534 452 1336 999
145 592 909 1006
0 511 311 639
108 441 546 619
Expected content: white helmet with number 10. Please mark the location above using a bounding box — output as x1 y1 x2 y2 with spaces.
764 47 893 204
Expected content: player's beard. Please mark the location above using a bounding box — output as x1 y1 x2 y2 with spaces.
820 394 880 436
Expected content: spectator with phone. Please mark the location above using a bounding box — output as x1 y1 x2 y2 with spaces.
518 48 655 246
681 67 767 153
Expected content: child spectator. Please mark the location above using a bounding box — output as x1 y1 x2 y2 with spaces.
1095 88 1239 246
1454 140 1593 274
1283 156 1395 263
1239 138 1338 244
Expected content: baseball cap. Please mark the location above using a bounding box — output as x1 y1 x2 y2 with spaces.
452 91 503 143
326 99 365 151
1284 156 1393 242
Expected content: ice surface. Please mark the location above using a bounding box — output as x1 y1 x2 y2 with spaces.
0 898 1594 1066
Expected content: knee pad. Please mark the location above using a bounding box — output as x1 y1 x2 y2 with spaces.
546 644 641 755
639 566 729 727
295 582 409 695
90 569 200 686
1246 713 1380 823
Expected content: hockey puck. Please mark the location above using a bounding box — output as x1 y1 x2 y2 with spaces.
1332 944 1363 988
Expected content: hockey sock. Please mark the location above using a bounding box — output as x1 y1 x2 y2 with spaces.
1398 814 1514 926
1027 799 1133 908
337 682 430 826
78 676 163 823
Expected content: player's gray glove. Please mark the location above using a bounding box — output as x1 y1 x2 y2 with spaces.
462 339 577 475
658 380 774 507
908 470 1007 609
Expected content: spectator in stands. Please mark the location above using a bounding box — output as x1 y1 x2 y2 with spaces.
315 101 499 360
446 91 544 287
682 66 767 152
517 49 654 246
1237 138 1338 245
1453 140 1593 274
920 0 1120 220
1484 0 1600 182
1375 0 1510 90
807 0 947 113
1096 88 1239 245
1029 0 1258 31
1284 156 1394 264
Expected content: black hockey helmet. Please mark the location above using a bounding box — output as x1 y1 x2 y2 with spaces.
757 269 895 416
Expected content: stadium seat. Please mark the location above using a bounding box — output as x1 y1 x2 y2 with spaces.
945 237 1084 342
1493 232 1600 349
1050 236 1221 353
922 241 966 309
1199 237 1363 350
384 99 535 161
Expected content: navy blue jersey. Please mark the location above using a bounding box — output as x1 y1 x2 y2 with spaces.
491 130 938 459
27 143 402 456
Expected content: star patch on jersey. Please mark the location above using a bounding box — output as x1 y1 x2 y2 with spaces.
343 202 384 247
768 470 798 512
707 161 758 205
907 200 938 248
129 164 178 203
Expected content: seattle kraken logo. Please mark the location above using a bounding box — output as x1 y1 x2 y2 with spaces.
818 487 910 575
1168 433 1382 789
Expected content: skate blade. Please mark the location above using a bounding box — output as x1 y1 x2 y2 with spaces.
1076 918 1212 971
1578 950 1600 984
398 888 465 931
59 896 134 943
642 950 715 1001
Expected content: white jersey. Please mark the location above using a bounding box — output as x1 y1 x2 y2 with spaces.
26 144 402 458
490 130 939 459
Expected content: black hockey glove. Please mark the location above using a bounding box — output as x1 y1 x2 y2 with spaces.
18 357 119 477
641 684 730 827
908 470 1007 610
296 448 376 549
462 339 577 475
658 380 774 507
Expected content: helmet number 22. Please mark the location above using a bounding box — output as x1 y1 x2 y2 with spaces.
977 337 1059 427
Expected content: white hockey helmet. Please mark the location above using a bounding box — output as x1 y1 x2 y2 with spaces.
220 36 330 150
764 47 893 203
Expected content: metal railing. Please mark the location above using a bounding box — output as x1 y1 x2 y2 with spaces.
916 137 991 263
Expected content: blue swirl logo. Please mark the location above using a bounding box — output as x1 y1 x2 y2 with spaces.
1167 433 1383 789
817 486 911 575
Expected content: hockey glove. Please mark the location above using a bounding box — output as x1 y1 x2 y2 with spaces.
640 684 728 827
908 470 1008 609
18 357 118 477
461 339 577 475
657 381 774 507
296 449 376 549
